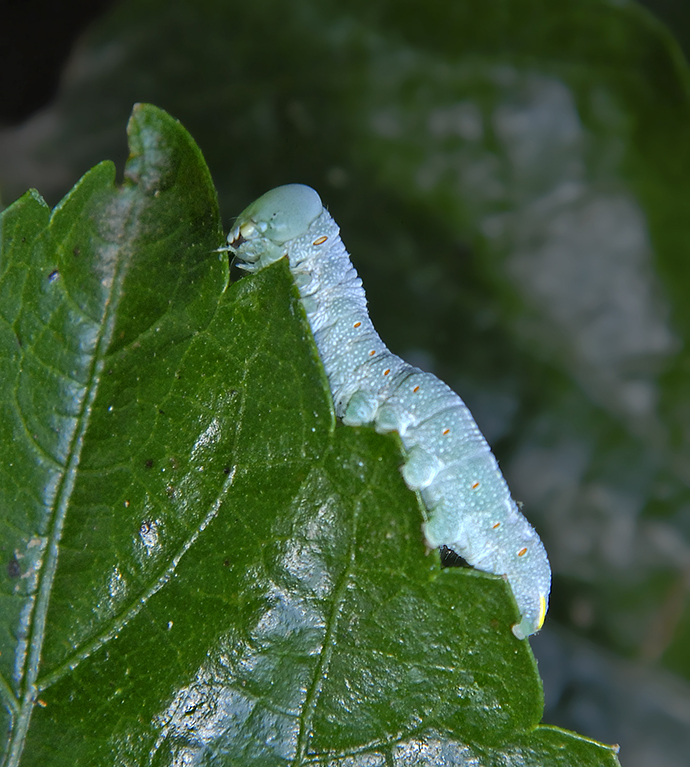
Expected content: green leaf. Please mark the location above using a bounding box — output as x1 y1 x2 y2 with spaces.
0 106 620 765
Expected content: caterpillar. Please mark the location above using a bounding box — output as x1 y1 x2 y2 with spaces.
223 184 550 639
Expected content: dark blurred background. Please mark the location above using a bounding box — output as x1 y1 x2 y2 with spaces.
2 1 690 764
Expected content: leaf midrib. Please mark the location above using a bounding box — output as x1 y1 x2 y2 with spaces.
7 185 145 767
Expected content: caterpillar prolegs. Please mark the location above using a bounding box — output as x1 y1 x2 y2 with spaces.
224 184 550 639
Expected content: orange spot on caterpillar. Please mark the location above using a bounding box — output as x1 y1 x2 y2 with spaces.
369 350 376 356
313 235 328 246
383 369 391 376
413 385 420 393
492 522 500 529
37 699 47 708
517 547 528 557
443 428 450 436
471 481 480 489
353 321 361 328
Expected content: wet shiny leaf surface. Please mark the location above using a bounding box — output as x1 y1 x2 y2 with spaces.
0 105 620 765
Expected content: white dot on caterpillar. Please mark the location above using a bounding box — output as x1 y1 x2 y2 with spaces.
313 235 328 246
517 547 528 557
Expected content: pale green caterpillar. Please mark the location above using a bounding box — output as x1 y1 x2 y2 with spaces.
224 184 550 639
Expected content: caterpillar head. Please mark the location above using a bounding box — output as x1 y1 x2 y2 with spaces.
225 184 323 271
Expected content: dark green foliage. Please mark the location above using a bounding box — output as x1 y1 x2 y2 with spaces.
0 105 620 766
